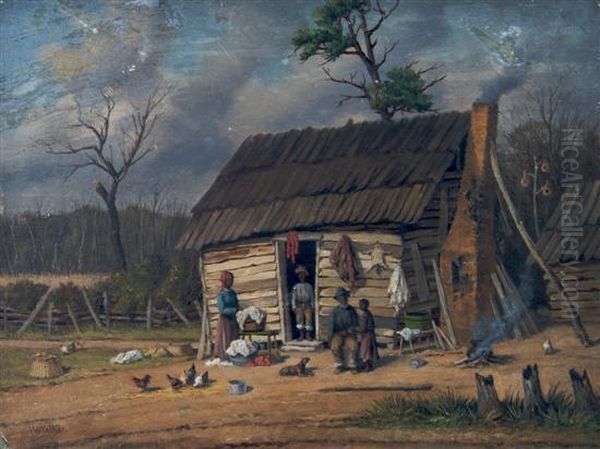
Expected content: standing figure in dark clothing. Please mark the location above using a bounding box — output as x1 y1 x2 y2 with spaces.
357 298 380 372
327 288 359 374
214 270 240 360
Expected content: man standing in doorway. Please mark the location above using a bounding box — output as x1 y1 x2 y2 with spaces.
291 265 314 341
328 288 359 374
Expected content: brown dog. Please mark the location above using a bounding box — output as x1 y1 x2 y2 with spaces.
279 357 312 377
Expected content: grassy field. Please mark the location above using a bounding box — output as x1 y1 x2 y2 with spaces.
0 346 193 389
3 324 200 342
0 273 108 288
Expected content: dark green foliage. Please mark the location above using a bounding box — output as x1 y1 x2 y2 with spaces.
292 0 361 62
111 255 169 317
49 282 83 311
1 280 49 312
368 66 436 115
291 0 444 119
156 252 201 313
350 387 600 431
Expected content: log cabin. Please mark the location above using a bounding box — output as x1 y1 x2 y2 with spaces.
178 103 502 346
537 180 600 326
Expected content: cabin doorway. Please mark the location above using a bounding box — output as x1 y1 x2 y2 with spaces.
275 239 319 342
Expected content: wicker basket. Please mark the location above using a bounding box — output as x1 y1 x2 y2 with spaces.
243 318 265 332
29 353 63 379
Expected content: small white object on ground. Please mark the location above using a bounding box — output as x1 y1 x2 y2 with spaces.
110 349 144 364
205 357 233 367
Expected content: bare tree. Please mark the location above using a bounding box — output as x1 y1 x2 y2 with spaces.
40 87 168 271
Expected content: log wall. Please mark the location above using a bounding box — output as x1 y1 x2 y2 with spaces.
201 241 281 336
546 261 600 325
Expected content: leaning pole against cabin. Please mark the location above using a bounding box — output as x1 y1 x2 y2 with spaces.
489 131 593 347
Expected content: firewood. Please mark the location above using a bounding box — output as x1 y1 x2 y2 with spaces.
475 373 505 421
522 364 548 420
569 369 600 414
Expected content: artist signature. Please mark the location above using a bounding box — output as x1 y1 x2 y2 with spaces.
28 424 64 436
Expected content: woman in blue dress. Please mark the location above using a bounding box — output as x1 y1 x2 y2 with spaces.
214 270 240 359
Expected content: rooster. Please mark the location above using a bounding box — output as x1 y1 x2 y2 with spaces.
543 338 555 355
167 373 184 390
131 374 152 391
184 363 196 385
193 371 209 388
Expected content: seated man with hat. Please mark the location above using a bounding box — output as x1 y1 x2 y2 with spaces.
327 287 359 374
291 265 314 340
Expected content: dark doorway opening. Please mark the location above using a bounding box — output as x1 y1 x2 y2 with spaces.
286 241 317 340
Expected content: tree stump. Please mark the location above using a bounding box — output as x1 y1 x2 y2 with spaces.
569 369 599 414
475 373 505 421
522 364 547 420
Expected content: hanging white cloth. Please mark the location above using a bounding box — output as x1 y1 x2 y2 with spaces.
387 263 410 311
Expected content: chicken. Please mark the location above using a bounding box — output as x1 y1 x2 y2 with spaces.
193 371 209 388
543 338 555 355
131 374 152 391
166 373 184 390
185 363 196 385
60 341 82 354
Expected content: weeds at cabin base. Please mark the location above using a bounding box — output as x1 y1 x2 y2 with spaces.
349 389 600 431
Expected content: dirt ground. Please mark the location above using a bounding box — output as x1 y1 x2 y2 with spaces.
1 324 599 449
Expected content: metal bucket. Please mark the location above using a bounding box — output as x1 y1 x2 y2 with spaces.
228 379 248 395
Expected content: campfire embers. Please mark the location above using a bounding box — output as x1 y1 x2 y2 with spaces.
454 344 509 368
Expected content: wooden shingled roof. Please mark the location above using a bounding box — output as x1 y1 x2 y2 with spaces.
537 180 600 264
178 111 470 250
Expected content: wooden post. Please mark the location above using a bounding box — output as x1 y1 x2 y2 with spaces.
431 258 458 347
81 287 103 329
16 286 54 336
569 369 599 414
490 140 593 347
197 255 212 360
103 291 110 330
475 373 505 422
166 298 190 326
65 303 82 335
47 300 53 337
411 243 429 303
275 241 292 342
522 364 547 420
3 293 8 338
146 296 153 331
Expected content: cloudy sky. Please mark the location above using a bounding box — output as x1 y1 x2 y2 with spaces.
1 0 598 213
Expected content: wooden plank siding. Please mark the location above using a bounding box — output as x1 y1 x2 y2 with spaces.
201 241 282 336
545 261 600 325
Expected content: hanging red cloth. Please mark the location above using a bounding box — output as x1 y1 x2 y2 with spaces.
286 231 299 262
329 234 360 287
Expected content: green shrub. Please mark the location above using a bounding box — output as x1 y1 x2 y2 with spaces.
1 280 50 312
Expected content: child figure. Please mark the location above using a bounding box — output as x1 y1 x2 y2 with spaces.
357 298 379 372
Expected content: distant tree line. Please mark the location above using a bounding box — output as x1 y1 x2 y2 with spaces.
0 199 190 274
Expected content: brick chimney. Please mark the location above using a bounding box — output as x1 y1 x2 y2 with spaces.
440 102 498 345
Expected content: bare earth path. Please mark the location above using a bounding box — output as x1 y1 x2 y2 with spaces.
1 325 599 449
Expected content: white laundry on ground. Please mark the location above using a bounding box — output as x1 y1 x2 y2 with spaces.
388 264 410 311
110 349 144 364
